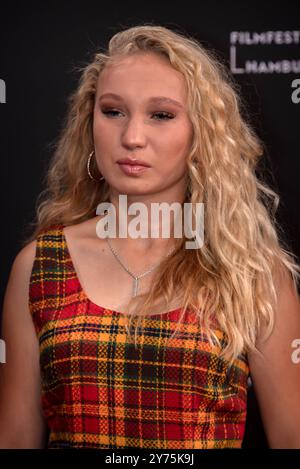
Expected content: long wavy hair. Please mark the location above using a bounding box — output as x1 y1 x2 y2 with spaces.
23 24 300 365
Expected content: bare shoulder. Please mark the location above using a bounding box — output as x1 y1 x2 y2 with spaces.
13 239 37 271
2 240 38 323
63 216 107 248
5 240 38 295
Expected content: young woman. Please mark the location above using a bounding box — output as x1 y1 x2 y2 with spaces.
0 25 299 449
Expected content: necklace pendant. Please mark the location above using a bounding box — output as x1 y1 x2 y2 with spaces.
133 277 139 297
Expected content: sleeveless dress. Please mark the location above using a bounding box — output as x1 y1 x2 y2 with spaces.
28 224 250 449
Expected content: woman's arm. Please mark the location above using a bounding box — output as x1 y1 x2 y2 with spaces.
247 266 300 448
0 241 49 448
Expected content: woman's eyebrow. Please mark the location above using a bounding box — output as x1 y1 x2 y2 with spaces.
98 93 184 109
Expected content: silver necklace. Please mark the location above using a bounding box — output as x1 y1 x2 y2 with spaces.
105 237 176 297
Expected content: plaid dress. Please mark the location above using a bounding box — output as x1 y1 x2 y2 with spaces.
28 224 250 449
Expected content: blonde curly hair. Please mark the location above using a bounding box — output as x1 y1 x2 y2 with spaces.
23 24 300 365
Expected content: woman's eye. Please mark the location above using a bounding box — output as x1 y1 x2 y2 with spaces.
152 112 175 120
101 109 122 117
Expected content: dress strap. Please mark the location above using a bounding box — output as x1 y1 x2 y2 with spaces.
28 223 66 337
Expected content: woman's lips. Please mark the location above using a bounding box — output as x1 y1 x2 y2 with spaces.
117 163 150 176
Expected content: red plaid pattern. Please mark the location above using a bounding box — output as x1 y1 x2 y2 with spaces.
28 224 250 448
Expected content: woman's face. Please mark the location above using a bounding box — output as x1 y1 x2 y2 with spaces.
93 51 193 200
